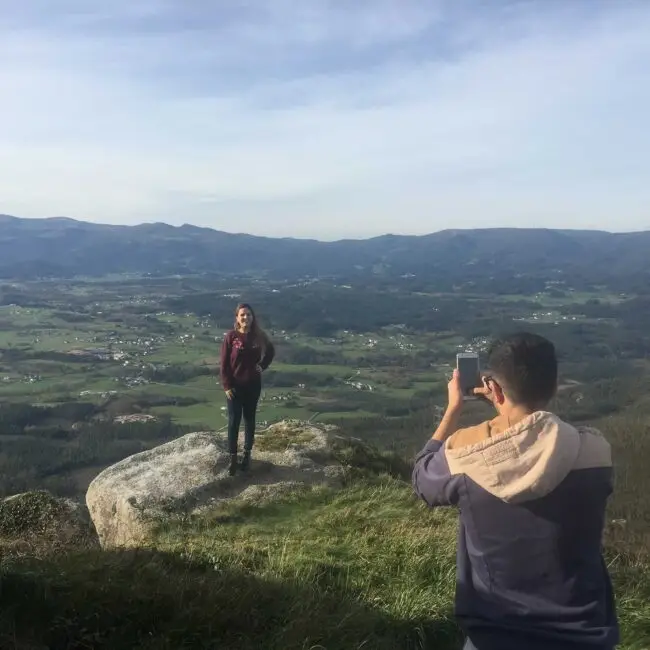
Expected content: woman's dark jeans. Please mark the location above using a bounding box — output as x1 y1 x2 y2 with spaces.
226 382 261 454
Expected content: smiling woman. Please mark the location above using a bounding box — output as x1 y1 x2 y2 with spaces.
219 303 275 475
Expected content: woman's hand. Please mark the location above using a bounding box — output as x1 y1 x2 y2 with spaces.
225 389 234 400
256 363 263 374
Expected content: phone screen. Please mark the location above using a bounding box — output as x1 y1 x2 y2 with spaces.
457 354 480 396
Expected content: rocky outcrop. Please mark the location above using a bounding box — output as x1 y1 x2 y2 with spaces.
0 490 97 547
86 420 345 549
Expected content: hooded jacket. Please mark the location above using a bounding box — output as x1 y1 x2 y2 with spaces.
412 411 618 650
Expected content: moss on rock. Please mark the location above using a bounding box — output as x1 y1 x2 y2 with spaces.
0 490 96 546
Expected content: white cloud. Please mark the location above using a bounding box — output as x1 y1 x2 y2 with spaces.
0 0 649 238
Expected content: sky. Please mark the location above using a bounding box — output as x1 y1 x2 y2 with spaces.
1 0 649 240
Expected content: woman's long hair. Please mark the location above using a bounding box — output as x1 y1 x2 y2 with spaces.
234 303 269 349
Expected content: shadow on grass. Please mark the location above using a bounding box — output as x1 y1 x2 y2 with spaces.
0 547 462 650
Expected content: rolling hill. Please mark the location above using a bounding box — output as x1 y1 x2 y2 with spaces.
1 214 649 285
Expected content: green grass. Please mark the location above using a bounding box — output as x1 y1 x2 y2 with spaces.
492 290 630 307
145 345 215 365
1 480 648 649
149 402 221 429
132 382 206 399
272 362 355 376
387 381 441 399
0 376 81 398
149 396 316 429
316 409 378 421
0 331 21 346
255 425 317 452
257 403 315 423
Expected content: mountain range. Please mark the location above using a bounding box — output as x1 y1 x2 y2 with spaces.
1 214 649 286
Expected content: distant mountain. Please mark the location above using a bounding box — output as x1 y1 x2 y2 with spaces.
1 214 649 287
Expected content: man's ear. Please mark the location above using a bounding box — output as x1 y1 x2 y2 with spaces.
492 380 506 405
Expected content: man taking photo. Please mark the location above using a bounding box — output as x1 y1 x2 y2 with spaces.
413 332 618 650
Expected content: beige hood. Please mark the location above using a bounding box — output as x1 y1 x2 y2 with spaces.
445 411 612 504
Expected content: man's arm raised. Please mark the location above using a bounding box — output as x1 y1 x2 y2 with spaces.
412 370 466 507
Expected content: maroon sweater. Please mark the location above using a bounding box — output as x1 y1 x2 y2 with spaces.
219 330 275 391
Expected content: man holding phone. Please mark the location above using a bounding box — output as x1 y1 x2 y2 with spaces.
412 332 618 650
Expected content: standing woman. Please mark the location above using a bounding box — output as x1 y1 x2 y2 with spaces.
220 303 275 475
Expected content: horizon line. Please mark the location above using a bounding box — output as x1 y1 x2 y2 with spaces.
1 212 648 243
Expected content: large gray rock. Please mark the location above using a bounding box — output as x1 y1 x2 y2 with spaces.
86 420 345 549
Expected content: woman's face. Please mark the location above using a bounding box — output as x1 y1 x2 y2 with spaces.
236 307 253 330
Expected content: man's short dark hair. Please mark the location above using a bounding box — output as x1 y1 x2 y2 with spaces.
486 332 558 407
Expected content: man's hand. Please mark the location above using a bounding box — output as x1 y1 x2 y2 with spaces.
256 363 263 374
472 378 494 405
428 369 465 442
447 368 465 414
431 372 494 443
225 389 234 400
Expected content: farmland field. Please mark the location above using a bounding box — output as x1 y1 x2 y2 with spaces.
1 274 649 544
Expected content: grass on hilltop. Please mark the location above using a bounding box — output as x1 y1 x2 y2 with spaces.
0 396 649 650
1 476 649 650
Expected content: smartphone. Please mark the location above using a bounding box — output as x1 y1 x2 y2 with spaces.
456 352 481 398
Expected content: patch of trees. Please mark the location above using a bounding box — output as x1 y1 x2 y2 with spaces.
353 351 444 370
553 377 641 423
166 288 475 335
325 401 440 454
530 321 650 363
264 370 340 388
305 388 428 420
0 348 99 364
0 347 34 362
141 363 212 384
0 402 98 435
102 394 204 418
51 310 94 323
0 414 188 497
135 395 204 408
168 283 650 342
0 285 51 307
277 345 347 366
73 415 185 443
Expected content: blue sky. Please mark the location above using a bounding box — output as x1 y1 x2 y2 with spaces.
1 0 649 240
